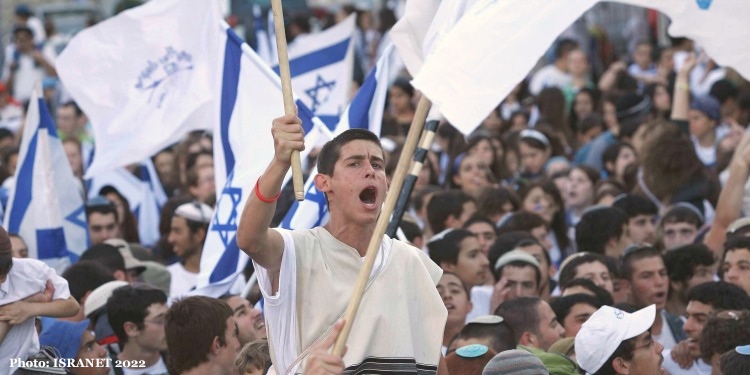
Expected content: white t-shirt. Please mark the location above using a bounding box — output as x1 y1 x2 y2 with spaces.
167 263 198 298
661 349 711 375
692 138 716 166
653 310 680 351
255 228 391 375
121 357 168 375
0 258 72 375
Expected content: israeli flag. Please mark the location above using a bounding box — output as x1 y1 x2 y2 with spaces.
191 25 327 297
86 158 167 248
3 90 88 273
280 44 396 230
273 14 356 130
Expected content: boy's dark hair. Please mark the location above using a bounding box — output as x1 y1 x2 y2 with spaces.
663 244 715 284
62 261 115 302
558 253 610 291
166 296 234 374
710 79 739 105
575 207 628 255
453 319 517 354
687 281 750 311
12 26 34 39
107 284 168 346
428 229 477 266
720 349 750 375
700 310 750 363
661 204 704 228
612 194 658 219
85 197 119 223
396 219 422 244
317 128 383 176
550 293 603 325
561 278 614 306
462 214 495 232
476 187 520 220
495 297 543 342
427 190 475 234
496 211 547 235
620 245 663 281
79 244 126 274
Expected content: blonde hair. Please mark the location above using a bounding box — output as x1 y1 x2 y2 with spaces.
235 338 271 374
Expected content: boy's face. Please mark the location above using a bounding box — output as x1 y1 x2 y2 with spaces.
723 248 750 295
627 256 669 310
628 214 657 244
443 236 489 288
662 221 698 250
501 265 539 299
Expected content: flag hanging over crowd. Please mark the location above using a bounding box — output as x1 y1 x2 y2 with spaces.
410 0 750 134
280 43 396 230
273 14 356 130
56 0 223 177
3 89 88 273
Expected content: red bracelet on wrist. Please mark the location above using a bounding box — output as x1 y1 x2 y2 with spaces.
255 176 281 203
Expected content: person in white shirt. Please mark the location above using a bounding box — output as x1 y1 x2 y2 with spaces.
107 284 169 375
0 225 80 375
166 202 212 298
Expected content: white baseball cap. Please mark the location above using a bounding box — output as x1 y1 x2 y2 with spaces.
575 304 656 373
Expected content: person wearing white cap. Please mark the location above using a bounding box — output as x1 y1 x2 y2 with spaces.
575 304 664 375
166 201 213 298
491 249 543 313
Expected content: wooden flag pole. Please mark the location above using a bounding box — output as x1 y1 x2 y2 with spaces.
271 0 305 201
332 95 432 355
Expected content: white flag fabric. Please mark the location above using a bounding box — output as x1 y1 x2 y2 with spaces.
57 0 223 178
86 160 167 247
279 44 396 230
191 26 326 297
274 15 355 130
617 0 750 80
412 0 750 135
4 90 88 273
412 0 598 134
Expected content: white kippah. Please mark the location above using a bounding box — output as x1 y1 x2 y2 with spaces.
174 202 213 224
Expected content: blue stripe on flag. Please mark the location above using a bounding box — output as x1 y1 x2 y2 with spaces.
36 227 67 259
272 39 350 77
7 132 38 233
38 99 60 138
220 28 243 174
347 65 378 130
317 115 340 131
209 237 240 283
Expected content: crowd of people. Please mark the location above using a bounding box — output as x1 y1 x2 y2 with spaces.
1 1 750 375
